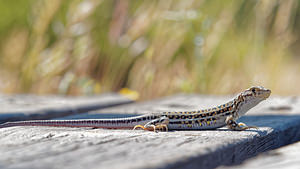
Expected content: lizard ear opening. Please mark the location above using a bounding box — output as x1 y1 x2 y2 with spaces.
251 88 256 94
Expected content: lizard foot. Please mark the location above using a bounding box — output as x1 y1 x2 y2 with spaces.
133 124 168 132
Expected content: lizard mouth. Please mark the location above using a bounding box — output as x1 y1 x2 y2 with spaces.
260 89 271 99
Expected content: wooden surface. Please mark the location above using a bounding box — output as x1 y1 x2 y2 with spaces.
0 93 133 123
0 94 300 169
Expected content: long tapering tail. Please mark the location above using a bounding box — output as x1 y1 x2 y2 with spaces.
0 120 83 128
0 122 15 128
0 118 145 129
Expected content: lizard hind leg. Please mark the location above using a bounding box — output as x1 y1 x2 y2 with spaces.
133 116 170 132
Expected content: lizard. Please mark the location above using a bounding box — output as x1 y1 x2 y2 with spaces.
0 86 271 132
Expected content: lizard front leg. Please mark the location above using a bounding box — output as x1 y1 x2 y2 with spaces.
133 116 170 132
225 116 258 131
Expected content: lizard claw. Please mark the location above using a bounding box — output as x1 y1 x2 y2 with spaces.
133 125 147 130
237 123 258 130
133 124 156 132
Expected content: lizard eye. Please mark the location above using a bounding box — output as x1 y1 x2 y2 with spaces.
251 88 256 94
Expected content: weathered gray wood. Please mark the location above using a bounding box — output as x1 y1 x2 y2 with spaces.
219 141 300 169
0 93 133 123
0 95 299 169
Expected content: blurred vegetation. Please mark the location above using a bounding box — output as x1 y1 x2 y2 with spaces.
0 0 299 100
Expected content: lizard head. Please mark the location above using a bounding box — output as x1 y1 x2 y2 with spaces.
234 86 271 117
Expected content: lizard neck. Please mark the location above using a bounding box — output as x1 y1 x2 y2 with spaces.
232 94 250 119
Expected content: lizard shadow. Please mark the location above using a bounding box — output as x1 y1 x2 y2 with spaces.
236 114 300 129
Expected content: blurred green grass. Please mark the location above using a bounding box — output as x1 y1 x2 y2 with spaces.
0 0 299 100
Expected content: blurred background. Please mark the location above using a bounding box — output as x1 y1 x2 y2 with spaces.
0 0 299 100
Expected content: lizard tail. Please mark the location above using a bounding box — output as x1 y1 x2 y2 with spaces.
0 121 36 128
0 122 19 128
0 120 91 128
0 121 66 128
0 119 137 129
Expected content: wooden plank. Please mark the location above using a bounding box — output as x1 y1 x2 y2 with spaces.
0 93 133 123
0 95 299 169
